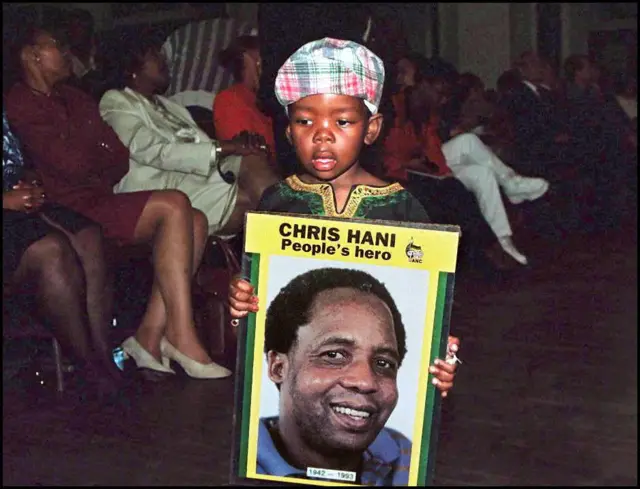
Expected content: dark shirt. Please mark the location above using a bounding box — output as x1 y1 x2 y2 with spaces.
503 81 566 161
565 83 631 148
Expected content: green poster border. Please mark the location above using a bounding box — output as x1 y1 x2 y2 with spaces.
417 271 455 485
232 252 261 480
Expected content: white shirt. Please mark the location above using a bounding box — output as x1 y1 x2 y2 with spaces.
615 95 637 121
522 80 541 98
69 53 96 79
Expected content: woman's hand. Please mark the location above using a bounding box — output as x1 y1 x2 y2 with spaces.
429 335 461 398
229 276 259 321
3 181 46 213
221 131 268 157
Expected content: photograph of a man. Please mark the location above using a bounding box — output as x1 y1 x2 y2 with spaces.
257 267 413 485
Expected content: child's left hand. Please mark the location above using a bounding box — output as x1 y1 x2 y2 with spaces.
429 336 461 398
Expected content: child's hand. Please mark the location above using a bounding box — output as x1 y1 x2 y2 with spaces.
429 335 461 398
229 276 259 320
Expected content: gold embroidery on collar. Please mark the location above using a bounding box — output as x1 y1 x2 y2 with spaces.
286 175 404 218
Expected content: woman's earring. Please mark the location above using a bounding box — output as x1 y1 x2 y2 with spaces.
132 73 137 79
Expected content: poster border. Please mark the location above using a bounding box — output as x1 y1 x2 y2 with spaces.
230 212 459 486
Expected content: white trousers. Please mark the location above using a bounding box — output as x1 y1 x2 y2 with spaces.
441 133 515 239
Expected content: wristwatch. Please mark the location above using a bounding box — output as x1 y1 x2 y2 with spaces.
210 141 224 167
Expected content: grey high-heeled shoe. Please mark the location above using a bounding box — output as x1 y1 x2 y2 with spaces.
160 337 232 379
121 336 175 374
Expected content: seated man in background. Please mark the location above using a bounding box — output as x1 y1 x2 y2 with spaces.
505 51 574 179
564 54 636 152
100 38 279 237
389 53 549 267
563 54 636 224
60 8 107 101
383 91 524 272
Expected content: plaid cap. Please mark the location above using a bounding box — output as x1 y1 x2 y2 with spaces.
275 37 385 114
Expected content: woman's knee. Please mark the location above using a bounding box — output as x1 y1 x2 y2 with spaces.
150 189 193 215
75 224 106 254
24 233 82 280
457 133 482 146
457 164 492 184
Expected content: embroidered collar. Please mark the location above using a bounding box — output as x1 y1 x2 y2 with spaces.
286 174 404 218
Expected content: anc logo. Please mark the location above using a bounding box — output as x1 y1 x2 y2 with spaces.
405 238 423 263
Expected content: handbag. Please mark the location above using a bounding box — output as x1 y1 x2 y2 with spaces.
194 236 241 363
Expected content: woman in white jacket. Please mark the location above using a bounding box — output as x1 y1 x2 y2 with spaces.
99 39 278 236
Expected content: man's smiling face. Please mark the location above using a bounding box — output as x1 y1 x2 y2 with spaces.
270 287 400 455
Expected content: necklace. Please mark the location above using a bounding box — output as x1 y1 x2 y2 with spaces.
25 83 53 98
25 82 73 139
149 95 194 132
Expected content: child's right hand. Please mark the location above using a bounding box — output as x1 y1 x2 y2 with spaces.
229 277 259 319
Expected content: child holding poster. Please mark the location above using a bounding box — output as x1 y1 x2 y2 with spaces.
229 37 459 394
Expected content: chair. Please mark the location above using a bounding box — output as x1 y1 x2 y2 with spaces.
3 286 68 393
2 242 152 395
185 105 217 140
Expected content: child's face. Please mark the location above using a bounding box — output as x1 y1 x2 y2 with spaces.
286 94 383 182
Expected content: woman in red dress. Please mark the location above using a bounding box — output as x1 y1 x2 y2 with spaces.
213 35 278 171
5 24 230 380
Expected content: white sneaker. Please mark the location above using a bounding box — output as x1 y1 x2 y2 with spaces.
498 236 528 265
503 175 549 204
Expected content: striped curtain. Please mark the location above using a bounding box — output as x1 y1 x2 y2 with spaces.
161 18 257 97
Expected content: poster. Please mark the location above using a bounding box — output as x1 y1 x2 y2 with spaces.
230 212 460 487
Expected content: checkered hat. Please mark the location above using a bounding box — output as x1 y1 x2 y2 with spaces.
275 37 385 114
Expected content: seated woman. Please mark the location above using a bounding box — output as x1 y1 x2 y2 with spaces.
389 53 550 266
5 23 229 380
99 38 278 237
3 109 119 398
213 35 278 171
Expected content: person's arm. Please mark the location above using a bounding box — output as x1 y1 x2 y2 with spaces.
99 90 214 177
420 121 452 176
